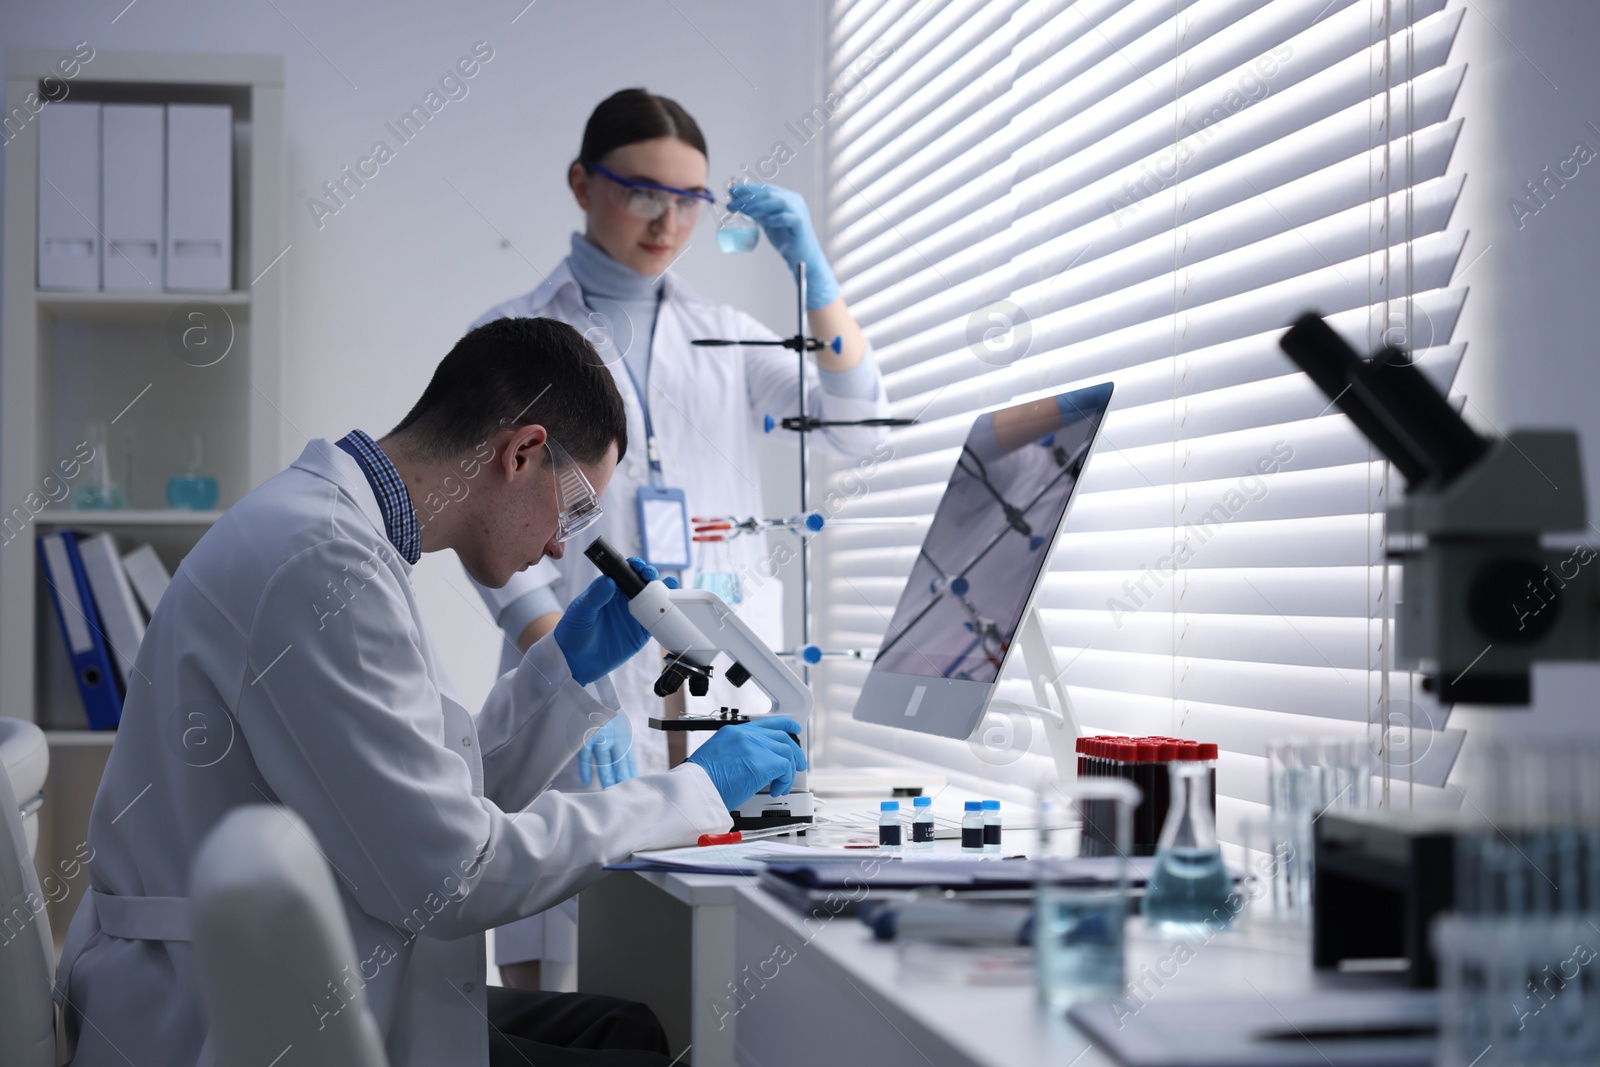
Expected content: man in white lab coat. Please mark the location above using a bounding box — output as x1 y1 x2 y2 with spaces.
54 317 805 1067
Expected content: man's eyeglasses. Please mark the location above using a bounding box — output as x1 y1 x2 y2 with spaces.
544 435 603 543
584 162 714 226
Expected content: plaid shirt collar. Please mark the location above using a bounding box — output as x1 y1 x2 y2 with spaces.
335 430 421 565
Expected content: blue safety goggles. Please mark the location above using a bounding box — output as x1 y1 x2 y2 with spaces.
584 162 715 224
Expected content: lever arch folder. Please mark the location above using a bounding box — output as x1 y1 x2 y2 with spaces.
101 104 165 292
38 102 102 290
38 532 122 730
165 104 232 291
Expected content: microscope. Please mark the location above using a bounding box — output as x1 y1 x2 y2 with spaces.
1280 313 1598 705
583 537 815 830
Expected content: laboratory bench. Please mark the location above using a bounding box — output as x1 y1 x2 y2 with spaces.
578 855 1404 1067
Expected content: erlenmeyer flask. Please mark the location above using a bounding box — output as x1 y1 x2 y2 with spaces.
692 532 743 605
1142 760 1235 925
716 179 759 254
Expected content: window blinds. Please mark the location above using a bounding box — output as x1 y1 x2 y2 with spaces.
816 0 1470 840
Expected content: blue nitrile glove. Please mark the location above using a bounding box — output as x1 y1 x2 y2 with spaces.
554 557 658 686
579 715 637 788
684 716 808 808
727 184 840 309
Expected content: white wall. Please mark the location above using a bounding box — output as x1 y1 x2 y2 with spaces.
1 0 824 711
1449 0 1600 776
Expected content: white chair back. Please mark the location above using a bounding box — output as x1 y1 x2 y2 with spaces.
0 719 56 1067
0 717 48 860
190 804 389 1067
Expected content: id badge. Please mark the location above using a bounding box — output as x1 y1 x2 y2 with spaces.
636 486 691 571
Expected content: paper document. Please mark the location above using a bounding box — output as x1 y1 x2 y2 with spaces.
621 840 878 875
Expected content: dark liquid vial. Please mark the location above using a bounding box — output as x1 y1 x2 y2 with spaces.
912 822 935 844
879 824 902 847
961 826 984 850
983 823 1001 847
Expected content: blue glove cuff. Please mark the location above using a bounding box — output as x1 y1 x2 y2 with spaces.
802 262 840 310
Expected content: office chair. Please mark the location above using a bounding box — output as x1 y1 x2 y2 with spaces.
0 717 56 1067
190 804 389 1067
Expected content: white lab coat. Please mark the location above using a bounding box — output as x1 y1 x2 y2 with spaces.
471 259 890 754
54 439 730 1067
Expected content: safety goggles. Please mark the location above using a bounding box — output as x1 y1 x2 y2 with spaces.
544 434 603 543
584 162 714 225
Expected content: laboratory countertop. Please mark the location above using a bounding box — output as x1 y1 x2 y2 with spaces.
731 879 1414 1067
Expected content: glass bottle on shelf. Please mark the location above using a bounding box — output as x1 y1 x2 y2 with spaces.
166 432 220 510
73 422 125 510
1142 761 1234 926
716 179 760 254
692 531 743 605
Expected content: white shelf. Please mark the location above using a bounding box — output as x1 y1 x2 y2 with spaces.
42 730 118 747
36 509 223 527
36 289 250 324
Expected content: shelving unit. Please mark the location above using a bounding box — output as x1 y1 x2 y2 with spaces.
2 49 284 939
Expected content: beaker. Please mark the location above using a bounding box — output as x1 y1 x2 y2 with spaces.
716 180 760 254
692 532 743 605
1142 761 1234 926
166 431 219 510
1035 777 1139 1005
73 422 125 510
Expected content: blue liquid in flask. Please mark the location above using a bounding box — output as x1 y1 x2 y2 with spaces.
717 226 759 254
1141 846 1233 924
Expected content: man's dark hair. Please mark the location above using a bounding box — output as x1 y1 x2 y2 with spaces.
389 317 627 464
575 88 708 168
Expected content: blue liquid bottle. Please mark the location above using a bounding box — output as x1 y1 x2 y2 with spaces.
1142 760 1234 926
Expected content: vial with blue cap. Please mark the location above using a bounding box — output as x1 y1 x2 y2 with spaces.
982 800 1002 852
910 796 934 850
878 801 902 853
961 801 984 851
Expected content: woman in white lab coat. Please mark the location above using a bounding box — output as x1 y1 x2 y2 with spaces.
470 90 889 986
54 317 805 1067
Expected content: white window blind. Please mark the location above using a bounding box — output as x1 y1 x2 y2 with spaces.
816 0 1471 839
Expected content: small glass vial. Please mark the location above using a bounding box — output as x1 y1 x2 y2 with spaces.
982 799 1002 853
878 800 902 852
910 796 934 850
961 801 984 851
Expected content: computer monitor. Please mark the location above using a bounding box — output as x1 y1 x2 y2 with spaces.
851 382 1114 740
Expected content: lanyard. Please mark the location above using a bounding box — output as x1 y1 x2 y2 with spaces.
590 288 666 489
619 355 665 488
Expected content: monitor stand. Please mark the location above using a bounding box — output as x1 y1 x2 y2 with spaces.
988 607 1081 786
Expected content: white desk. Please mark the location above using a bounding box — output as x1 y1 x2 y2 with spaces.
578 866 750 1065
730 887 1397 1067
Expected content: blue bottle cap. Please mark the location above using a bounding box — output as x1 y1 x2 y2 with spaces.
982 799 1000 810
801 645 823 665
964 800 982 811
881 800 899 811
950 576 969 596
804 512 825 532
913 796 932 807
830 335 843 354
763 414 776 433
